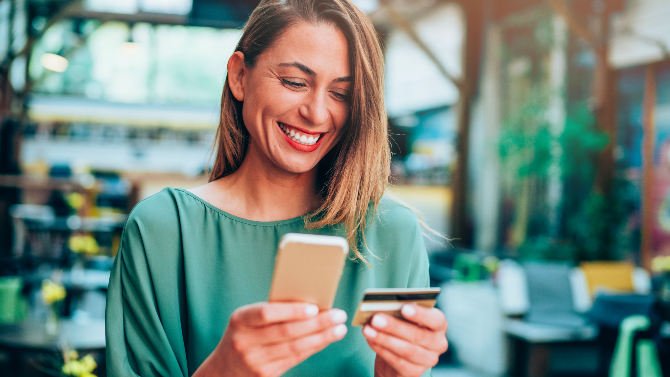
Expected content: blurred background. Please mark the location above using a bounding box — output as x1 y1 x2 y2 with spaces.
1 0 670 376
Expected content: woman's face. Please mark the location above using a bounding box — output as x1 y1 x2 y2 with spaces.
227 21 351 175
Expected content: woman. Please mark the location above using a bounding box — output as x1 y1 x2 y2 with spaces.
106 0 448 376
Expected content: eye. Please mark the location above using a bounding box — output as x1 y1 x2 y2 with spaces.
281 78 307 89
330 90 350 102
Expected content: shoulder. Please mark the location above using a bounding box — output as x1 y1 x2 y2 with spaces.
118 188 188 266
124 188 184 235
370 194 422 234
128 188 181 221
361 194 423 256
363 194 430 287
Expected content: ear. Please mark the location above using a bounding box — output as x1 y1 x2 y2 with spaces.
227 51 246 102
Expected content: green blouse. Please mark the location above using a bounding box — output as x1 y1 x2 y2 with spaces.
106 188 431 376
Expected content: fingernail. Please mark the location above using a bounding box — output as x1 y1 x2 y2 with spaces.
401 304 416 317
371 315 387 328
305 305 319 317
363 325 377 338
333 324 348 338
330 309 347 324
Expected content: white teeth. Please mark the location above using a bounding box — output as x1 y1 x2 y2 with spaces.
280 123 321 146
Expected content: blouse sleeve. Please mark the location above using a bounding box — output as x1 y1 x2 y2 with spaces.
106 196 188 377
406 219 431 289
372 197 431 289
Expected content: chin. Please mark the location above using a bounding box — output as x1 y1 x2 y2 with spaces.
278 161 319 175
270 152 321 174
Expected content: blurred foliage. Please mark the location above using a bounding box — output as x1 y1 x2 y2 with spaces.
517 236 577 262
499 89 634 262
62 353 97 377
499 94 608 181
30 349 98 377
498 88 553 178
566 177 637 261
69 234 100 254
517 177 638 262
41 279 66 305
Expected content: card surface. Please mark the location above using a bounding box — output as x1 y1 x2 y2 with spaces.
351 287 441 326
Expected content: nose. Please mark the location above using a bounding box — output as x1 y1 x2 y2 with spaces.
299 90 329 126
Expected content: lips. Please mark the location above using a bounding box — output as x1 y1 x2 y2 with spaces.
278 122 324 152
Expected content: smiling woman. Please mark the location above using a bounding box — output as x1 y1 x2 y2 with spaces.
105 1 448 376
207 0 390 263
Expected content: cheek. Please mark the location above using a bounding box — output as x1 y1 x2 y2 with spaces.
241 88 281 137
331 105 350 139
246 85 302 126
240 101 260 139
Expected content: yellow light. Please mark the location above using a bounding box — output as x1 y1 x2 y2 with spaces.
41 53 69 72
120 41 140 57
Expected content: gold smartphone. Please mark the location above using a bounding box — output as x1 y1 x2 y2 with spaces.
268 233 349 310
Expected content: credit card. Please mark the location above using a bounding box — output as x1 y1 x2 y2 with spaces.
351 287 441 326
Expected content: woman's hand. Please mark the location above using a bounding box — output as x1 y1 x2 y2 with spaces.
195 302 348 377
363 304 448 377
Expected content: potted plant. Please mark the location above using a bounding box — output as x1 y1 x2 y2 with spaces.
41 279 66 336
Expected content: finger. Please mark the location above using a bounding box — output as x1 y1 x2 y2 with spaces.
232 302 320 327
365 333 427 377
259 323 348 364
251 309 348 345
368 313 448 353
363 325 439 367
400 305 448 332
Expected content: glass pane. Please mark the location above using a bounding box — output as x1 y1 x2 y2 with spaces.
29 20 242 106
141 0 193 15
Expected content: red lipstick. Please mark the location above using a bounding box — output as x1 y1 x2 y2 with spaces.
278 123 324 152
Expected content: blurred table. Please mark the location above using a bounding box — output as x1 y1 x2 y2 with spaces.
22 268 111 319
0 319 105 374
22 215 126 233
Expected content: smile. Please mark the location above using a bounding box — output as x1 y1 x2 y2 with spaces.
279 123 322 146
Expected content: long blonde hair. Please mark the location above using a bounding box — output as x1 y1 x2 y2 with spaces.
210 0 389 265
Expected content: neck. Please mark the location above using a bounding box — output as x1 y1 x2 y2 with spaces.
217 146 322 222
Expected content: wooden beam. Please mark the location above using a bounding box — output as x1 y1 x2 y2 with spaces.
379 0 463 91
546 0 598 53
448 0 487 246
60 9 244 29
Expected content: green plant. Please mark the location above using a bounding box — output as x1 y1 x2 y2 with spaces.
499 99 608 182
566 177 638 261
498 94 635 262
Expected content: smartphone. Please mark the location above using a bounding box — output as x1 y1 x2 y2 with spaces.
268 233 349 310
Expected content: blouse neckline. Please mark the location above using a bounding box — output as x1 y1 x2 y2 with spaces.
171 187 308 227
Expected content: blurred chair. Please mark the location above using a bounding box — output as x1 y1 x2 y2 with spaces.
498 261 598 340
0 277 28 324
587 292 656 377
498 260 598 377
610 315 662 377
571 262 651 312
9 204 55 258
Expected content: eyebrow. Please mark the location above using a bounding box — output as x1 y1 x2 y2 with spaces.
278 61 351 83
